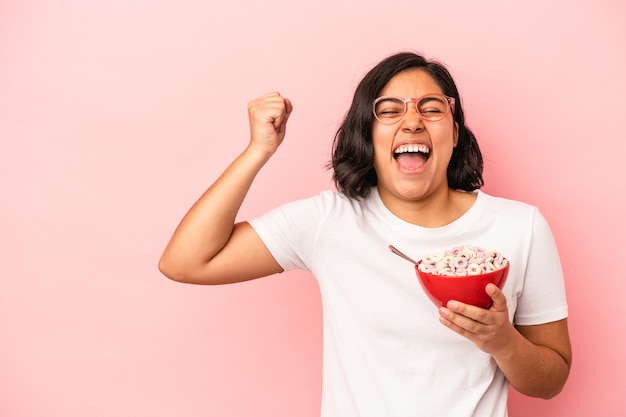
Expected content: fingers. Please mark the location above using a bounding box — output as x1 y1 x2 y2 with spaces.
276 97 293 134
439 301 489 334
438 286 512 354
250 92 292 130
440 285 508 326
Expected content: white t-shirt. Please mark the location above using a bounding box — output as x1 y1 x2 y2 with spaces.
248 188 568 417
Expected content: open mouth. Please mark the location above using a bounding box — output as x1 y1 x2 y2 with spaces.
393 144 431 171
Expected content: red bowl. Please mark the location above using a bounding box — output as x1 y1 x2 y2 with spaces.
415 261 509 309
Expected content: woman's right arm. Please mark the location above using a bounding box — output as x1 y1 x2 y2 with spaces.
158 92 293 284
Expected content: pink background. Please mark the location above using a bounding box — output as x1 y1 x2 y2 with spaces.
1 0 625 416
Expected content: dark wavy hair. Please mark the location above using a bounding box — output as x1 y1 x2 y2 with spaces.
329 52 484 199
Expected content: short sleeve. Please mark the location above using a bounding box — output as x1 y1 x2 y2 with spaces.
247 192 334 272
513 210 568 325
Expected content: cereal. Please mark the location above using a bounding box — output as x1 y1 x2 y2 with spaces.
418 245 508 276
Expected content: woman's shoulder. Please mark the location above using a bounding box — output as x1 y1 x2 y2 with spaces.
476 190 540 219
478 190 538 209
274 189 356 216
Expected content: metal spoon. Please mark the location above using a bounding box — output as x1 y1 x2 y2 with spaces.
388 245 418 265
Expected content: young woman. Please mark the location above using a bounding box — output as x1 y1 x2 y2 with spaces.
159 52 571 417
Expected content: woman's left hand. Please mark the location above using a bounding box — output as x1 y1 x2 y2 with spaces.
438 283 516 356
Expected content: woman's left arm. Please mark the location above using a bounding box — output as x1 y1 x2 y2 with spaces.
439 284 572 399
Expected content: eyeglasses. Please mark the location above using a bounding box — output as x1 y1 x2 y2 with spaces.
373 94 455 124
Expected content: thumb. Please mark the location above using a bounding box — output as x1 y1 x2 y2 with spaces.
486 283 507 311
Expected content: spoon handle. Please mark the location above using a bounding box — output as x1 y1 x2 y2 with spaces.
388 245 418 265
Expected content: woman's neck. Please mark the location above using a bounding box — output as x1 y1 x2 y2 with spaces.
378 187 477 228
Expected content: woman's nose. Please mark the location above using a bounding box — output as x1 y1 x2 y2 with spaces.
401 105 424 132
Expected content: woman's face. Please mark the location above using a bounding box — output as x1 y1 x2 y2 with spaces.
372 69 458 212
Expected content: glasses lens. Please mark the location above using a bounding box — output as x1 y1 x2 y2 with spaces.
374 97 406 124
417 95 449 121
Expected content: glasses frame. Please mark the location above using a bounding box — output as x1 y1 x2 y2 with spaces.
372 94 455 124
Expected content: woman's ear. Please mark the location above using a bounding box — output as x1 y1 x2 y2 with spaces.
453 122 459 147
